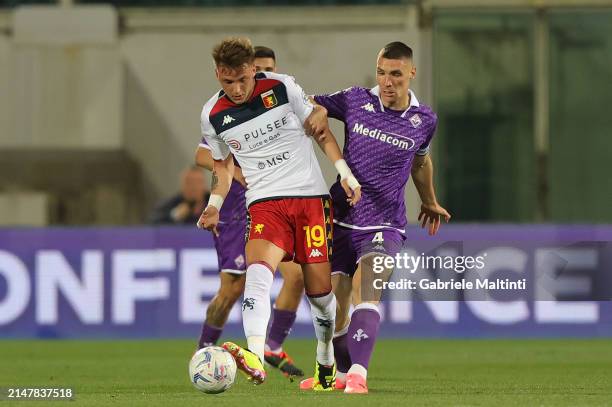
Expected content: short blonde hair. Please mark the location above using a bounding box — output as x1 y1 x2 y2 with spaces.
212 37 255 69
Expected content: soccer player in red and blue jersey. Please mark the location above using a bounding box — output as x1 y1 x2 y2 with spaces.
197 37 361 390
195 46 308 380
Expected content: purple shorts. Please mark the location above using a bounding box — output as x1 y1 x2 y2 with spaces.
331 225 405 277
213 221 247 274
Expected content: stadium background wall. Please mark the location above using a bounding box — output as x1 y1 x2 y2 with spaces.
0 5 425 225
1 3 610 225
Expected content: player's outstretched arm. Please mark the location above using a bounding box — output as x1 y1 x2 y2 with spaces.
195 146 246 187
196 155 235 235
194 146 214 171
304 99 329 140
411 154 451 236
314 127 362 206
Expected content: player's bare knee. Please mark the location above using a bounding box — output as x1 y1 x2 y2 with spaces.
304 278 331 296
218 274 245 300
302 262 332 287
285 273 304 293
228 279 246 300
245 240 285 268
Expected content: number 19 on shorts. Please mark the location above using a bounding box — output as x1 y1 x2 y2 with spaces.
303 225 325 248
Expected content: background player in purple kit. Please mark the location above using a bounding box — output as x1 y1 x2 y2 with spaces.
253 46 276 72
194 46 306 379
301 41 451 394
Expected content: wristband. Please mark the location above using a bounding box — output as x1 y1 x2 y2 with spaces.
334 159 352 180
335 159 361 191
206 194 224 211
346 175 361 190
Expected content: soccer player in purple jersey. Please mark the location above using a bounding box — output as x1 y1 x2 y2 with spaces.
194 46 307 379
300 42 451 394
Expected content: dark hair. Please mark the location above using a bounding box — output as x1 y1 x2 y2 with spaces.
212 37 255 69
254 46 276 61
381 41 413 60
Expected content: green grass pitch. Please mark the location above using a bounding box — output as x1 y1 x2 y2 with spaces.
1 339 611 406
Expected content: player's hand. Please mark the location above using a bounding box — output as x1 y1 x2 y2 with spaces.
341 176 362 206
304 105 329 140
418 203 451 236
197 206 220 237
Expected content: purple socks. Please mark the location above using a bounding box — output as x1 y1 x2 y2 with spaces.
333 330 352 373
266 308 297 351
198 322 223 349
346 304 381 369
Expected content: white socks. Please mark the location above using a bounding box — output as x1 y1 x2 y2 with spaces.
307 292 336 366
242 263 274 363
242 263 337 368
246 337 266 363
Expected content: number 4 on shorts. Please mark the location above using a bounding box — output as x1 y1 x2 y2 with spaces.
372 231 384 244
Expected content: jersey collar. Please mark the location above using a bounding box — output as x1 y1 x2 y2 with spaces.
370 86 420 117
218 74 265 106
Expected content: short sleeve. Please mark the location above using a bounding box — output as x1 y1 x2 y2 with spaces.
198 137 210 149
201 113 230 160
282 75 314 125
416 114 437 156
314 88 350 121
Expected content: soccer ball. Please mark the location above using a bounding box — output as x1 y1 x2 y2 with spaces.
189 346 237 394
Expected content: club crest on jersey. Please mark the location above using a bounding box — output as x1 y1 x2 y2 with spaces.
234 254 245 268
409 114 422 128
261 90 278 109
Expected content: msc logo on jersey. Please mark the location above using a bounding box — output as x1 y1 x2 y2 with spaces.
257 151 291 170
257 152 291 170
361 103 375 112
261 89 278 109
228 139 242 150
409 114 422 128
222 115 235 126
